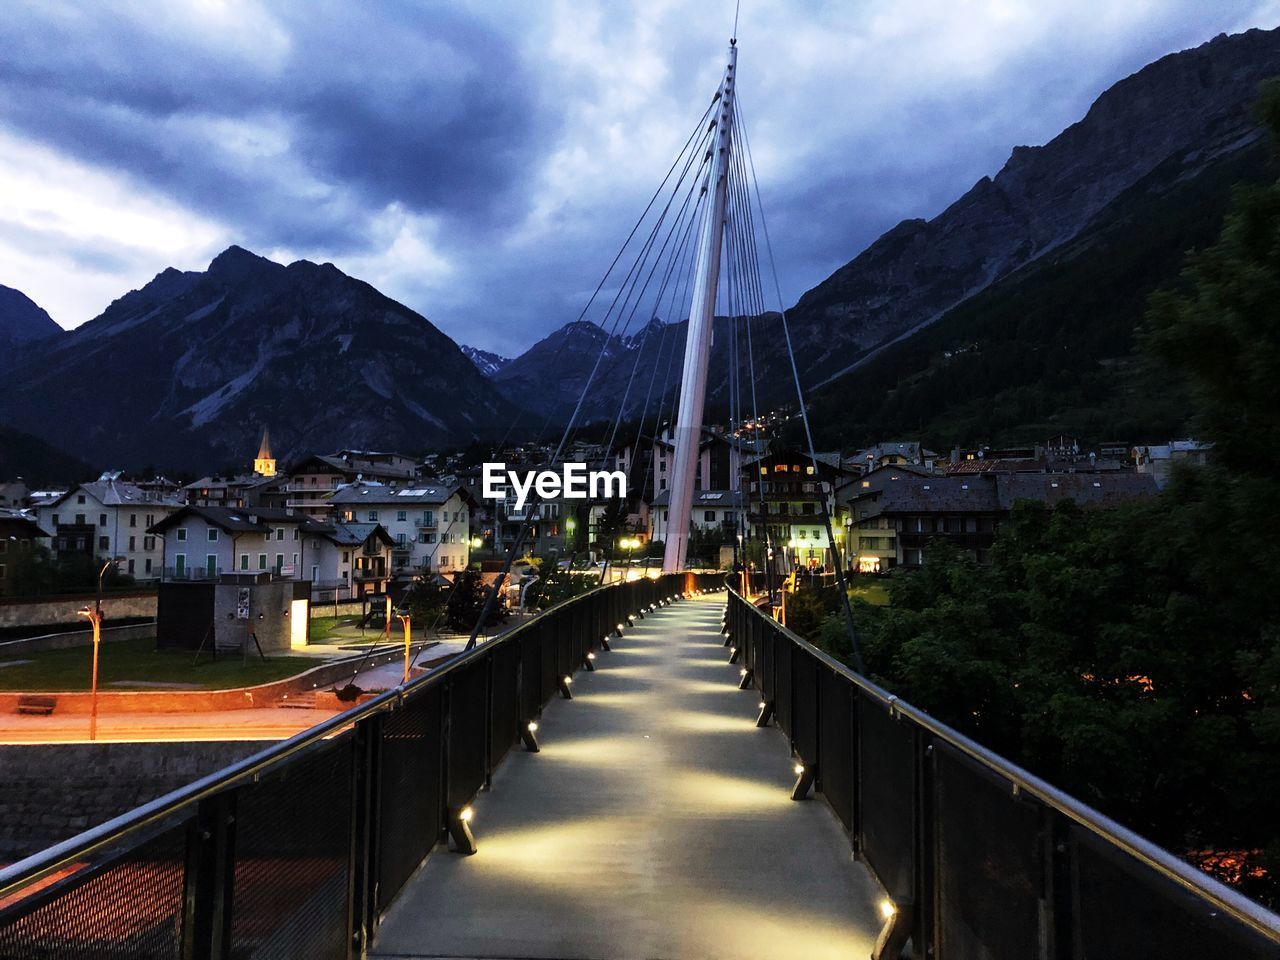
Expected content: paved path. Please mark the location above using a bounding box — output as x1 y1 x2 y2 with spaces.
372 594 883 960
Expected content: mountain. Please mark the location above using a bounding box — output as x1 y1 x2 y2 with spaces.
0 284 62 350
804 124 1273 449
460 345 511 378
0 246 514 471
782 27 1280 394
0 425 93 487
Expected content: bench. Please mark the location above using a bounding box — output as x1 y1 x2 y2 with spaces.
16 695 56 716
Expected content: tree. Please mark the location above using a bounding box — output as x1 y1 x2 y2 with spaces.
445 569 508 633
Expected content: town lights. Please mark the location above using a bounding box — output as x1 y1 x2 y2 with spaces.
521 719 540 752
449 805 478 855
791 760 816 801
559 674 574 699
470 536 483 549
872 898 912 960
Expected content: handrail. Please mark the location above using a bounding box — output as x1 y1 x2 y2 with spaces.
0 575 632 902
726 577 1280 943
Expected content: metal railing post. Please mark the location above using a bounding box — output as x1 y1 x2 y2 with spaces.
349 714 382 958
181 790 237 960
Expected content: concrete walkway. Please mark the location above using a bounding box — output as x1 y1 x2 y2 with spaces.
372 594 883 960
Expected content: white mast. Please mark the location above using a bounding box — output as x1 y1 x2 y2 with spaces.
662 41 737 573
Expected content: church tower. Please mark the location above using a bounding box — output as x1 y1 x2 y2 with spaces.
253 428 276 477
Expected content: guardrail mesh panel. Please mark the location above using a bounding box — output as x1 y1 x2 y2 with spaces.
935 742 1042 957
774 631 793 737
540 622 558 705
818 668 854 832
447 661 489 810
230 737 354 960
791 646 819 765
489 640 520 771
377 685 443 913
0 821 187 960
518 624 544 717
858 695 915 900
1071 826 1278 959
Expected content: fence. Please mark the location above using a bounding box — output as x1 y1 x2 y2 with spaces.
725 581 1280 958
0 571 719 959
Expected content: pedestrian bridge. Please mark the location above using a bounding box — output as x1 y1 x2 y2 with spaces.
0 573 1276 960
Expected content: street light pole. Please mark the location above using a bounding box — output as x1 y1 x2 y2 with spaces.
397 613 412 684
77 606 102 741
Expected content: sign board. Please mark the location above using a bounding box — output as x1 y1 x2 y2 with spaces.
236 587 251 620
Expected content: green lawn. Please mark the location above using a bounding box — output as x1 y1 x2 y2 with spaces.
0 637 321 692
850 582 891 606
308 616 368 642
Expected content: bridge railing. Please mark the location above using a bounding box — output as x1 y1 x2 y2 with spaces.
725 580 1280 958
0 571 723 960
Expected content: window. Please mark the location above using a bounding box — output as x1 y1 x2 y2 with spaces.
341 551 349 562
424 510 434 525
127 558 135 574
177 528 188 542
144 536 155 550
258 554 267 570
175 554 186 576
276 528 285 541
275 554 284 572
397 533 407 546
129 514 137 527
240 555 249 570
75 513 85 525
397 510 407 522
52 514 59 526
128 536 136 551
704 510 716 522
77 494 86 504
208 528 219 542
99 514 107 527
368 510 378 521
98 536 109 550
144 558 152 573
146 514 154 527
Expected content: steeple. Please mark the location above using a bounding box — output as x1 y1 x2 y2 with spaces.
254 428 276 477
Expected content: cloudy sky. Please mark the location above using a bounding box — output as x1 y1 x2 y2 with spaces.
1 1 1277 353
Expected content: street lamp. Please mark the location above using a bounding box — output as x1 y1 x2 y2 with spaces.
396 612 412 683
77 606 102 741
618 537 640 581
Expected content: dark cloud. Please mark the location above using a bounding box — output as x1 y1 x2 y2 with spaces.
0 1 1274 350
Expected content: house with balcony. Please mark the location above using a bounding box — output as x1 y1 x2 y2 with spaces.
147 506 316 581
741 449 854 573
329 481 477 578
302 520 395 602
0 508 50 596
647 489 745 545
286 451 421 520
35 474 182 581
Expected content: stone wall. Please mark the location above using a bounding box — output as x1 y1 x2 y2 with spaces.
0 591 157 630
0 740 267 861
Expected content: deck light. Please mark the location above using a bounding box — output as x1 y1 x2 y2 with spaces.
738 667 754 690
521 720 540 752
756 699 775 727
583 652 596 672
872 898 912 960
559 675 574 699
728 645 740 665
449 806 478 855
791 761 815 800
599 634 612 652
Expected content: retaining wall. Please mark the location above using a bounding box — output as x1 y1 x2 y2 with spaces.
0 739 267 861
0 592 157 630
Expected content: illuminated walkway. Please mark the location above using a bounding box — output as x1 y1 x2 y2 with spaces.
371 594 883 960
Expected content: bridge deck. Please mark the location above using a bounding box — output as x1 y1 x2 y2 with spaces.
371 594 884 960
